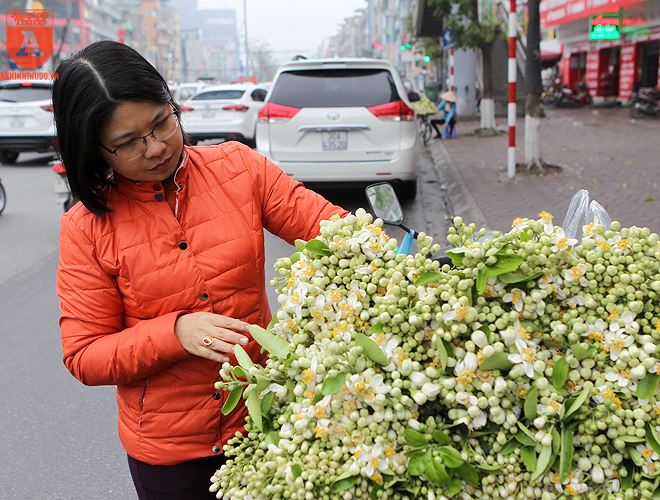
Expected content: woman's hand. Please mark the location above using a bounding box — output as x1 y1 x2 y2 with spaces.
174 312 250 363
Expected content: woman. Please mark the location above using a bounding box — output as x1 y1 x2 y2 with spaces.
54 41 347 499
430 90 458 139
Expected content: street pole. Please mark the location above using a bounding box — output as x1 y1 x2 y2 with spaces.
449 47 455 92
507 0 517 179
243 0 249 79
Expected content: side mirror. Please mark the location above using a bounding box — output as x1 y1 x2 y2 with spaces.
365 182 404 226
407 91 421 103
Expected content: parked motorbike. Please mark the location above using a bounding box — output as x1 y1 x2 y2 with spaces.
365 182 492 265
51 160 75 212
630 87 659 118
0 175 6 215
556 82 592 108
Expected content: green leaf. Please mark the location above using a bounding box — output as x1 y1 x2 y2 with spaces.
501 439 520 456
552 357 569 390
517 422 538 443
264 431 278 446
521 447 537 472
620 435 647 443
621 464 634 489
647 424 660 456
290 252 301 264
321 372 347 396
552 427 561 455
630 446 644 466
369 324 384 334
232 365 247 379
221 385 243 415
248 325 290 359
436 337 448 370
445 248 465 266
354 332 388 366
294 239 307 251
431 430 451 445
476 268 488 294
304 239 331 257
407 452 425 476
570 343 595 361
424 452 450 485
559 427 574 482
332 474 358 492
291 464 302 479
415 271 442 286
480 352 514 371
369 483 382 500
484 254 524 278
479 325 493 343
234 344 255 369
446 478 462 496
563 384 591 420
457 463 480 485
261 391 275 414
475 463 502 472
498 271 543 284
531 445 553 482
638 374 659 400
246 390 262 431
403 428 428 447
524 386 538 420
437 446 464 468
514 430 536 447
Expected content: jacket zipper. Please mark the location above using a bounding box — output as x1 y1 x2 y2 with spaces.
139 378 149 412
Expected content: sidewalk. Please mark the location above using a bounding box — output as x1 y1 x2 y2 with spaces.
428 106 660 233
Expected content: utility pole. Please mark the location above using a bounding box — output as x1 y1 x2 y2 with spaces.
243 0 249 78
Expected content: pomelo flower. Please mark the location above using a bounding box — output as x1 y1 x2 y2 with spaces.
503 288 526 312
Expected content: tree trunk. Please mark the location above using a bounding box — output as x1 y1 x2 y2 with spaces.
480 42 496 131
524 0 544 169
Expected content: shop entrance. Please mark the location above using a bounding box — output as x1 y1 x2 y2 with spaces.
637 40 659 89
598 46 621 96
569 51 587 87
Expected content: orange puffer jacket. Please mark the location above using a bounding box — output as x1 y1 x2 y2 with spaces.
57 142 346 465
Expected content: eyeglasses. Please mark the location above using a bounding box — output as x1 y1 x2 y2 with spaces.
100 107 180 162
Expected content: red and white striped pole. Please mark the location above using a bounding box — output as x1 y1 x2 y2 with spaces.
449 47 455 92
507 0 517 179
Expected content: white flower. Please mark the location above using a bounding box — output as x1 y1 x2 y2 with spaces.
607 479 621 494
362 444 389 480
566 295 585 308
314 418 332 440
503 288 526 312
287 282 309 319
550 472 589 496
538 211 555 234
603 329 634 361
637 445 660 475
455 392 487 429
512 321 534 349
605 370 633 388
373 333 399 372
582 319 607 345
262 383 288 399
608 310 636 332
538 274 566 300
508 344 536 378
608 235 631 255
510 217 530 232
454 352 478 386
314 395 333 419
348 374 391 407
483 277 505 298
443 302 470 322
563 264 589 287
551 228 578 253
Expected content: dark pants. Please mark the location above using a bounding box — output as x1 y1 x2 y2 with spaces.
430 117 456 138
128 454 227 500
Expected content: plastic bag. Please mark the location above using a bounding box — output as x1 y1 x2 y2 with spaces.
396 229 416 255
561 189 612 239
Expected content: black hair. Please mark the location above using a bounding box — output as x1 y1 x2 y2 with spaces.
52 40 185 215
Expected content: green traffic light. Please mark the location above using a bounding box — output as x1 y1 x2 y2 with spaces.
405 43 412 49
423 55 431 63
399 44 405 51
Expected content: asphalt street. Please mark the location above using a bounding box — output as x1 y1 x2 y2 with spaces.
0 146 447 499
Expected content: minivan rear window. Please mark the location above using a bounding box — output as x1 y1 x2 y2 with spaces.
0 84 52 103
269 69 399 108
192 90 245 101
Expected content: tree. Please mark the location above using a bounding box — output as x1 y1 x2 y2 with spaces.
524 0 561 172
428 0 502 132
249 42 279 83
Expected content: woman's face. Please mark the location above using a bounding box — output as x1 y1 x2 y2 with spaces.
99 100 184 182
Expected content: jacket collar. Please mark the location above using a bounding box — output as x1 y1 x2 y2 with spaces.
112 147 190 202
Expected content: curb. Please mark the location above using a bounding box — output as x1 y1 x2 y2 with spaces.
427 140 490 230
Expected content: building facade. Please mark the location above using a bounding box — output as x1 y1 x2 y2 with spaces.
542 0 660 100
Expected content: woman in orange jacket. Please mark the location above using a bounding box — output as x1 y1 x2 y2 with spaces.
54 41 347 499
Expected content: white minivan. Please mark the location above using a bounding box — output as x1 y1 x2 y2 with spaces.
256 59 418 198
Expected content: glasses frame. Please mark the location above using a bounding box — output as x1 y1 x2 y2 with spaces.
100 103 180 161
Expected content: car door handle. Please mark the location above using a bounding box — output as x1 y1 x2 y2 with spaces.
297 124 370 132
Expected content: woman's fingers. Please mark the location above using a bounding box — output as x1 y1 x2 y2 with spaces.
210 314 250 333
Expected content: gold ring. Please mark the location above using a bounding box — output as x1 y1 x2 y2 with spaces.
202 336 214 347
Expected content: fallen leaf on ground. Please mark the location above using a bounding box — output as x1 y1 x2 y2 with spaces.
645 195 656 202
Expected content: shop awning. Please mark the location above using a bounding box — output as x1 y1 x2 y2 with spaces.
541 39 563 67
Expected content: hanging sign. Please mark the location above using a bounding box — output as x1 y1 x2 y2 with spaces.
590 14 621 41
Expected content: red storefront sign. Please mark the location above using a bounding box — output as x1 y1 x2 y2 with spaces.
541 0 645 28
584 50 600 95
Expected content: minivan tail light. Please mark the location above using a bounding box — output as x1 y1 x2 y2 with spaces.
41 104 54 112
258 103 301 123
178 105 194 112
222 104 249 112
367 100 415 121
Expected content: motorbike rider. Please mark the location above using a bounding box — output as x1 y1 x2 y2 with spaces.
53 41 347 499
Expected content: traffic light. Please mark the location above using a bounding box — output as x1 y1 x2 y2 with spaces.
118 29 126 44
423 55 431 63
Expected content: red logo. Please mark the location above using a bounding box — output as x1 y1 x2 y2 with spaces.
6 9 54 70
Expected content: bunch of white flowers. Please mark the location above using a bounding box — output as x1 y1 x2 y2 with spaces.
210 209 659 500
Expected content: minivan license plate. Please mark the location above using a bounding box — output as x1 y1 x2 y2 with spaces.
322 130 347 151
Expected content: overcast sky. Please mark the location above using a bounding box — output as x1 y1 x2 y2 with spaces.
197 0 367 60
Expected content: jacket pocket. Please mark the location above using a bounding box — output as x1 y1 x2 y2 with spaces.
139 377 149 412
